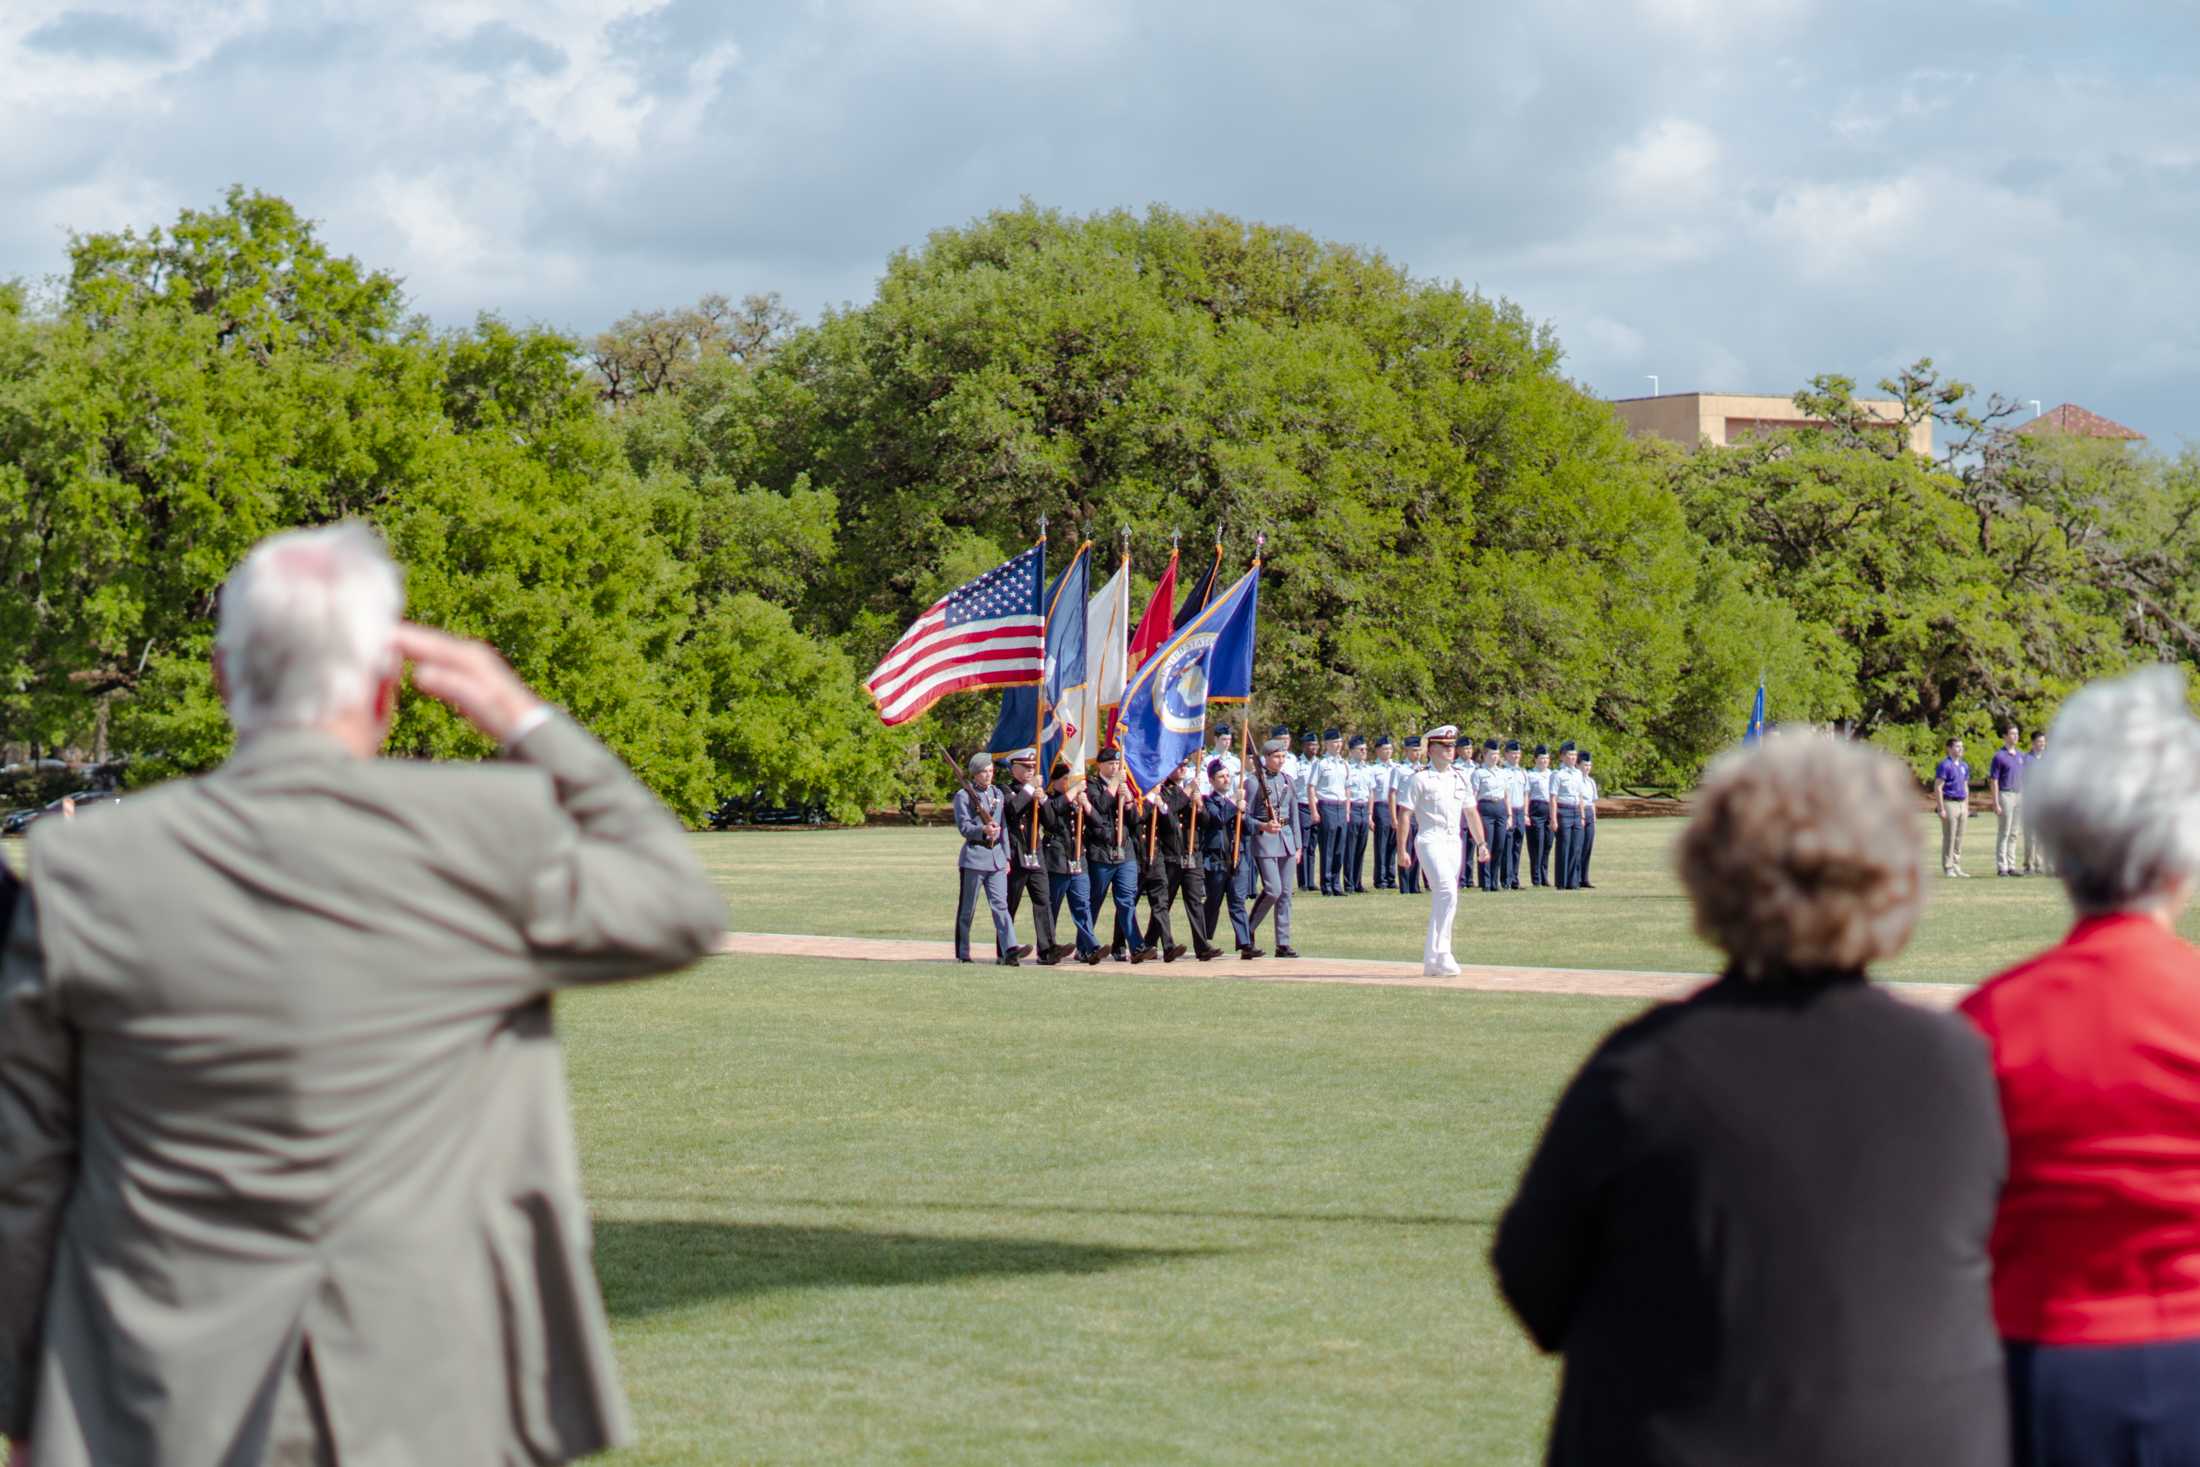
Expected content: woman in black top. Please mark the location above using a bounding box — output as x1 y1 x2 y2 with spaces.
1492 736 2008 1467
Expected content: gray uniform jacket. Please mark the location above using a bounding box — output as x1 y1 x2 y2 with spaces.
0 713 727 1466
953 786 1008 872
1244 768 1303 860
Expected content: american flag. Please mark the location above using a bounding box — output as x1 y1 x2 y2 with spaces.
865 544 1046 726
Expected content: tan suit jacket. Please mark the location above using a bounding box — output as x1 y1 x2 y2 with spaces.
0 714 727 1465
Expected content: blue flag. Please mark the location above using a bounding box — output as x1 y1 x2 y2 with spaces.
1744 680 1767 744
1117 565 1261 795
986 541 1092 764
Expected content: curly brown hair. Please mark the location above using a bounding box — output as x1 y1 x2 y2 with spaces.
1677 735 1923 980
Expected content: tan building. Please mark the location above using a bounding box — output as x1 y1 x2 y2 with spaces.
1610 391 1933 456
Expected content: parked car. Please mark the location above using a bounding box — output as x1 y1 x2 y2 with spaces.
706 789 827 829
1 788 121 836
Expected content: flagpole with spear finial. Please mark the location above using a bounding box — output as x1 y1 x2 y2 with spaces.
1032 514 1048 851
1232 529 1265 870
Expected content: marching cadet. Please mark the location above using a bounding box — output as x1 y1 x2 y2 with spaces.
1001 748 1065 963
1344 733 1376 893
1524 744 1554 886
1142 754 1221 961
952 752 1020 965
1396 725 1489 977
1245 735 1303 959
1206 725 1243 785
1551 741 1588 891
1312 729 1351 896
1397 735 1425 896
1295 729 1321 891
1473 739 1509 894
1370 734 1399 889
1501 740 1528 890
1577 752 1600 889
1201 760 1255 954
1082 746 1152 962
1043 758 1101 961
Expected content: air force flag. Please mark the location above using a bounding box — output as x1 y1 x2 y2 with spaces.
1117 565 1260 795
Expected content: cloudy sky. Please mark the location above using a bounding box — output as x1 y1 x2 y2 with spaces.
6 0 2194 443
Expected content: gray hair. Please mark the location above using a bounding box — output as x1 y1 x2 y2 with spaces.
2028 664 2200 914
215 522 404 733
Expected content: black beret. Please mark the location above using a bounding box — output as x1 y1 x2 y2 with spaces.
1096 745 1122 763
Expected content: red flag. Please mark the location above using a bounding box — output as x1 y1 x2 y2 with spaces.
1127 550 1179 674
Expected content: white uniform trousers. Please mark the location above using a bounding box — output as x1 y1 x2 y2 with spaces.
1417 828 1464 975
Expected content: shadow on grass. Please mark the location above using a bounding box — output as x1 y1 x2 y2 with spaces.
600 1197 1486 1229
595 1219 1219 1319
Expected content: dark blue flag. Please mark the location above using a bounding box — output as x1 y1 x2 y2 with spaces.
1744 680 1767 744
986 541 1092 765
1173 542 1222 627
1117 565 1261 795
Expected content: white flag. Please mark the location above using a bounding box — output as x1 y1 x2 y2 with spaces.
1074 560 1131 773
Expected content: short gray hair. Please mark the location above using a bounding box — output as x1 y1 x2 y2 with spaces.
215 522 404 733
2028 664 2200 913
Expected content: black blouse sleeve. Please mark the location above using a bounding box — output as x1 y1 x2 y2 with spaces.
1491 1043 1635 1353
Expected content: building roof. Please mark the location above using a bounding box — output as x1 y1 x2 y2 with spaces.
2015 403 2145 440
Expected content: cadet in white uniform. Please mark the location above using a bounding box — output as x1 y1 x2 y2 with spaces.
1398 726 1489 977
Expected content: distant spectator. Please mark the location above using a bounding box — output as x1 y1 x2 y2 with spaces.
1493 734 2007 1467
1961 666 2200 1466
0 861 16 936
1937 736 1973 877
2024 730 2050 874
1990 725 2029 877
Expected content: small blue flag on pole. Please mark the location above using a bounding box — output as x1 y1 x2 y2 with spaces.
1117 564 1261 795
1744 679 1768 745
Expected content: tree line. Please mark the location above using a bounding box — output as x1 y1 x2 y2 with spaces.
4 188 2191 820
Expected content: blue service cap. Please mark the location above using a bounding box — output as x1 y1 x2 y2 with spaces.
1403 736 1423 749
1560 739 1577 753
1533 743 1550 756
1270 723 1291 738
1323 727 1342 741
1504 740 1521 752
1579 751 1594 763
1348 734 1367 748
1300 729 1319 743
1484 738 1502 751
1376 733 1394 747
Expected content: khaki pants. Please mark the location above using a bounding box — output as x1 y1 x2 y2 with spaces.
1940 799 1969 873
1995 792 2024 874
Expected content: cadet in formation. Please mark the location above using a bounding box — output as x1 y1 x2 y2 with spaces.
1294 728 1321 891
1397 735 1424 896
1474 740 1509 894
1395 725 1489 977
952 752 1021 965
1200 759 1257 956
1043 758 1102 962
1501 741 1527 890
1244 735 1303 958
1001 748 1069 964
1551 742 1587 891
1082 747 1152 963
1369 735 1400 889
1344 734 1377 894
1524 745 1554 886
1575 752 1599 889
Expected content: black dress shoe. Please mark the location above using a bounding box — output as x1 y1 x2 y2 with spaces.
956 956 974 964
1129 947 1155 964
996 952 1020 967
1240 946 1265 960
1037 949 1062 966
1163 943 1187 963
1014 944 1035 959
1274 946 1300 959
1581 882 1597 889
1078 948 1104 965
1195 947 1221 961
1046 943 1076 963
1109 946 1128 963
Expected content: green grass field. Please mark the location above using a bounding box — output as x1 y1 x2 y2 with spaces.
0 813 2114 1461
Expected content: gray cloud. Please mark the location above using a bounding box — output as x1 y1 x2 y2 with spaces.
2 0 2197 444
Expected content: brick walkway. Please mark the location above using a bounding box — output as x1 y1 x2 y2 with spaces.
714 932 1967 1011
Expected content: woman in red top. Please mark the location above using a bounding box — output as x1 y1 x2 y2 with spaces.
1962 664 2200 1467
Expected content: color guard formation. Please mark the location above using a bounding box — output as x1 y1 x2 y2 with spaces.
952 722 1610 969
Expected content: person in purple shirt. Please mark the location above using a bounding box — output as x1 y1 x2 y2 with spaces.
1936 737 1972 878
1989 725 2030 877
